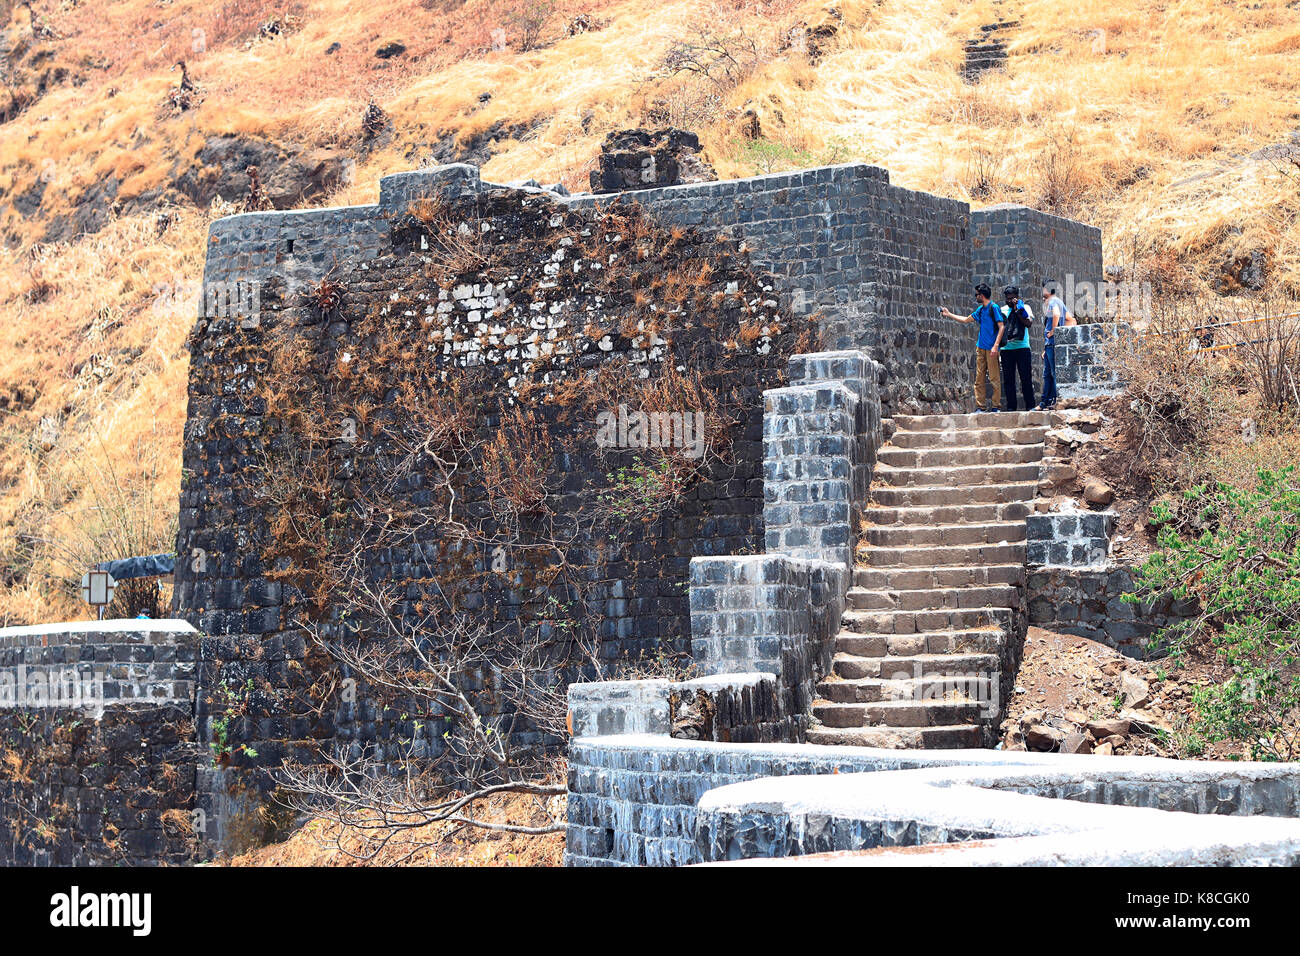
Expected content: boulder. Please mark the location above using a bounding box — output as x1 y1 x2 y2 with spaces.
1122 712 1169 737
589 128 717 193
1024 723 1065 751
1061 732 1093 754
1083 478 1115 508
1086 717 1130 738
262 148 354 207
1120 672 1151 709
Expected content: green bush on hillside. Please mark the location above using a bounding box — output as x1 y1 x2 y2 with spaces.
1129 467 1300 760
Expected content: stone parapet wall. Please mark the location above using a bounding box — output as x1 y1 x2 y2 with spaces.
1026 566 1194 656
569 672 790 744
566 735 1300 867
1026 509 1116 567
696 759 1300 865
0 618 198 712
566 164 973 415
0 620 199 866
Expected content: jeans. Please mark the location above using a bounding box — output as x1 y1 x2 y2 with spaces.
1041 342 1058 408
1000 348 1035 411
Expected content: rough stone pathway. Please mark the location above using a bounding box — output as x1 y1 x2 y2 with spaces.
962 19 1020 82
808 410 1048 748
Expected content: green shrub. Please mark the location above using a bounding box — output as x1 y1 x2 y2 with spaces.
1129 466 1300 760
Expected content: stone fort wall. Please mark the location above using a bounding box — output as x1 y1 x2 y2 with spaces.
971 205 1105 398
177 161 1104 857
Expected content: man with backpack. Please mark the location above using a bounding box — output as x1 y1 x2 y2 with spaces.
998 285 1036 412
1037 282 1073 410
941 283 1003 412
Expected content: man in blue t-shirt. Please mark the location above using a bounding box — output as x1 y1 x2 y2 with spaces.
941 283 1003 412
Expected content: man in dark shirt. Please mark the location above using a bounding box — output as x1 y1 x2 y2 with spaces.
998 285 1037 412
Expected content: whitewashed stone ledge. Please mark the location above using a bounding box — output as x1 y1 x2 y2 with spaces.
0 619 198 717
569 672 790 743
698 761 1300 866
565 734 1300 866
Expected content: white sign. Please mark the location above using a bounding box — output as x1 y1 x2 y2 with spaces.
80 570 116 607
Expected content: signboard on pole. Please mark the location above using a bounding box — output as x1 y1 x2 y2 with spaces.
81 569 116 608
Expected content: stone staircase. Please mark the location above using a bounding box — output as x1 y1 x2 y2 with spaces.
808 410 1049 749
962 20 1020 82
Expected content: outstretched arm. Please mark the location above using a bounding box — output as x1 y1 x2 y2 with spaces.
941 307 973 322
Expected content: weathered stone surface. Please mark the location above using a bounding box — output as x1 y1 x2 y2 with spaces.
1026 566 1192 656
1087 717 1131 738
568 735 1300 866
1025 723 1065 750
1061 731 1093 754
175 134 354 210
182 159 1112 861
588 128 716 193
1121 672 1151 708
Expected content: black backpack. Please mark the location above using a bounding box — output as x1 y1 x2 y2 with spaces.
1004 303 1031 344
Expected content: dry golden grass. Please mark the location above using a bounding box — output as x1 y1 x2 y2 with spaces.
225 790 565 867
1 0 1298 623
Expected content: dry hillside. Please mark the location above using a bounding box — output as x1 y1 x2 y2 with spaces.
1 0 1298 624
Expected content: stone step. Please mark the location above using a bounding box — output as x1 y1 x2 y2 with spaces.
806 724 985 749
818 673 994 704
864 501 1032 526
870 481 1038 507
841 606 1013 635
854 563 1026 590
887 426 1048 449
875 461 1042 487
813 698 988 728
856 541 1026 568
876 443 1044 468
846 583 1022 611
892 411 1049 431
830 651 999 680
835 627 1007 658
864 520 1026 548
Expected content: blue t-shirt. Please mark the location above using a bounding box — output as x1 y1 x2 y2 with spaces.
999 302 1033 350
969 303 1003 350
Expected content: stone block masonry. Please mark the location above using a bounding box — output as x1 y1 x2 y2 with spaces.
1053 322 1125 398
1026 509 1116 567
566 734 1300 866
1027 566 1195 657
180 162 825 847
571 347 879 746
566 164 975 416
182 158 1107 859
971 204 1104 400
0 619 199 866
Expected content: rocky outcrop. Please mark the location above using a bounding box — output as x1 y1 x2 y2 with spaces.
588 128 716 193
174 135 354 210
